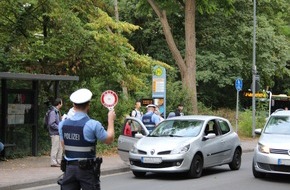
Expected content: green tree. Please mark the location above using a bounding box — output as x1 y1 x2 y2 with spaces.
121 0 235 114
196 0 290 108
0 0 167 94
120 0 290 109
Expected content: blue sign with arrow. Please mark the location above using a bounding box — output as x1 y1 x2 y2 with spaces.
235 78 243 91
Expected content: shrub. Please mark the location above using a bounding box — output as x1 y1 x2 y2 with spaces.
238 109 266 137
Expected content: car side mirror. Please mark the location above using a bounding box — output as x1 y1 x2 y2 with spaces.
135 133 144 139
203 133 216 141
254 128 262 135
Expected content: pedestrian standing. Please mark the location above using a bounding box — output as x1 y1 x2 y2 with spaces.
59 88 116 190
48 98 63 167
130 100 142 119
174 103 184 116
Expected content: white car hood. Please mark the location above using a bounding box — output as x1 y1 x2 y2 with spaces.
259 133 290 149
136 137 196 153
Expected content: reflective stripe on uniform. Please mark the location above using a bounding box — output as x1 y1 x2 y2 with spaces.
65 145 95 152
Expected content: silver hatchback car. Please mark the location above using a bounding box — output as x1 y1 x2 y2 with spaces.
118 115 242 178
252 110 290 178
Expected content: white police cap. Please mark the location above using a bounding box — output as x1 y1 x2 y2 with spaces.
146 104 156 108
70 88 92 104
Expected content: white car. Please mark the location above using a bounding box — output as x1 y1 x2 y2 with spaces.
252 110 290 178
118 115 242 178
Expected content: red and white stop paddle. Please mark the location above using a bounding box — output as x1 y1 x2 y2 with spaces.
100 90 118 110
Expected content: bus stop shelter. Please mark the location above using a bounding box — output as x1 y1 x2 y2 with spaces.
0 72 79 157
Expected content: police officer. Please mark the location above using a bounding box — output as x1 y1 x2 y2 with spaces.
141 104 161 132
58 88 116 190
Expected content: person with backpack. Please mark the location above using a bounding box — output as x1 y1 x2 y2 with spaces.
141 104 161 132
130 100 142 119
48 98 63 167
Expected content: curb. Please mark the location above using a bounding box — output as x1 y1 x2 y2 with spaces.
0 166 131 190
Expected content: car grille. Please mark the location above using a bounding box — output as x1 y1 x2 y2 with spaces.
257 162 290 173
136 150 171 155
130 159 184 168
158 151 171 155
137 150 147 155
270 148 289 155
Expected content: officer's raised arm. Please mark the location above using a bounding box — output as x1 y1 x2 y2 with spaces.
104 109 116 144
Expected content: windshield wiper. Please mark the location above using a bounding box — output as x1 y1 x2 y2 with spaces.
169 134 183 137
148 134 159 137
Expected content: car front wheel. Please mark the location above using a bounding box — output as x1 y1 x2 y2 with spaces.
229 148 241 170
187 154 203 178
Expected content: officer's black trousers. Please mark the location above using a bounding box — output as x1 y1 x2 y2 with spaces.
61 165 100 190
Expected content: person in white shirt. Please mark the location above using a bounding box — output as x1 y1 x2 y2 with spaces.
131 100 142 119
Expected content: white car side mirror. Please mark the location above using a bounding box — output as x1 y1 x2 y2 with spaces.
203 133 216 141
135 133 144 139
206 133 216 139
254 128 262 135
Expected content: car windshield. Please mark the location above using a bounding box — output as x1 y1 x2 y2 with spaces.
149 119 204 137
264 116 290 135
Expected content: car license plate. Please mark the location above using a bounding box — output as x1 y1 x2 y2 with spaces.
278 159 290 165
141 157 162 164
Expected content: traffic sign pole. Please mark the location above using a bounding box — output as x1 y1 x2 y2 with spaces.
235 78 243 133
236 90 239 133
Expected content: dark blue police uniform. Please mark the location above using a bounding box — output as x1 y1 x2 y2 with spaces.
142 111 160 132
58 88 108 190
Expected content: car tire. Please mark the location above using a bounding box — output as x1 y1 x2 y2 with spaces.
229 148 242 170
252 160 266 178
187 154 203 178
132 171 146 178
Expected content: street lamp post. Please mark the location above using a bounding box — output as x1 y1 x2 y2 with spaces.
266 91 272 117
252 0 257 138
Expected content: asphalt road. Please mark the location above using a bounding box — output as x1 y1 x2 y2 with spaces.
21 152 290 190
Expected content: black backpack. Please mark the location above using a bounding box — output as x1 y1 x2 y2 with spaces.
43 108 55 130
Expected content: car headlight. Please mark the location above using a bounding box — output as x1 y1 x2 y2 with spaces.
258 143 270 154
171 144 190 154
130 144 138 154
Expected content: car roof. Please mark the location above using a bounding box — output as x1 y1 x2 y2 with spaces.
271 110 290 116
165 115 226 121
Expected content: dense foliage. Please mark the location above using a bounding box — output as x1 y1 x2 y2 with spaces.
0 0 289 156
119 0 290 108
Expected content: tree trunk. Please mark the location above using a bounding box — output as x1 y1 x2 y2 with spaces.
147 0 198 114
115 0 129 100
184 0 197 114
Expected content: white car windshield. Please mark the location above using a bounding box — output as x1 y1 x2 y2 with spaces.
264 116 290 135
149 119 204 137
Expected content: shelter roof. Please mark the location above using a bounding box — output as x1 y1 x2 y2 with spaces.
0 72 79 81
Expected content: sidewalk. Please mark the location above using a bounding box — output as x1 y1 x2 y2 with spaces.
0 138 258 190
